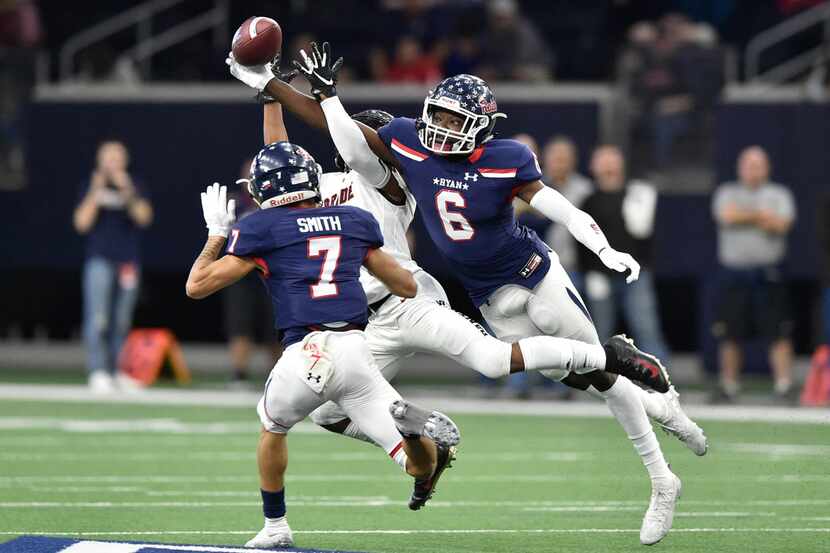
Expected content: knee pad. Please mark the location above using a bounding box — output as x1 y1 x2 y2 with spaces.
460 335 511 379
526 295 562 336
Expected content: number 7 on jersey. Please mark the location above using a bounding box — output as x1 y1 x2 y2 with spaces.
307 236 341 298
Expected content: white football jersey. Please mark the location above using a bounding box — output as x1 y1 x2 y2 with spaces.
318 169 420 303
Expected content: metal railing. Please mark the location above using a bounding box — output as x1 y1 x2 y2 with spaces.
59 0 228 82
745 2 830 84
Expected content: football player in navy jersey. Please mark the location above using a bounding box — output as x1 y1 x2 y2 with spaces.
227 43 707 545
185 142 461 548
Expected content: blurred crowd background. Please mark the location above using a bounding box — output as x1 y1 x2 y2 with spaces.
3 0 830 403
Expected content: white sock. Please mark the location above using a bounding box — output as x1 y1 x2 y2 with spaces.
390 442 408 471
265 516 286 529
518 336 606 373
600 377 671 480
343 421 375 445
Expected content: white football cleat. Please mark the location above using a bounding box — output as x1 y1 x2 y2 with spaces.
245 517 294 548
88 371 115 394
640 472 682 545
654 386 708 456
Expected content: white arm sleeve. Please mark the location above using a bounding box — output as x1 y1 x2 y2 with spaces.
320 96 390 188
528 185 611 256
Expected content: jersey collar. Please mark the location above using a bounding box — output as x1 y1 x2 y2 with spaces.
468 146 485 163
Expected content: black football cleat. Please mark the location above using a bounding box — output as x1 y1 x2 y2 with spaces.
409 444 457 510
603 334 671 393
389 400 460 447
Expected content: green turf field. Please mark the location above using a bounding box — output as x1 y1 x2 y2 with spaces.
1 397 828 553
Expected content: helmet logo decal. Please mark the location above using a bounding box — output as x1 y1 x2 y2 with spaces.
479 99 498 114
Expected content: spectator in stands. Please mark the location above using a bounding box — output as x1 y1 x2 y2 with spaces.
621 15 724 172
0 0 42 188
378 36 442 83
224 162 281 389
477 0 553 81
542 136 593 291
711 146 797 403
579 145 669 364
73 141 153 393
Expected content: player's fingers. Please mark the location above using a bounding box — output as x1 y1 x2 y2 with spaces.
323 42 332 65
332 57 344 74
291 60 306 75
200 192 208 210
298 49 314 72
312 41 324 65
227 199 236 219
219 185 227 207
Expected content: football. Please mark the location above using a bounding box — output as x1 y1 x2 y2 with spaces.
231 16 282 66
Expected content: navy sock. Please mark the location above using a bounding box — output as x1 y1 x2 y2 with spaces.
261 488 286 519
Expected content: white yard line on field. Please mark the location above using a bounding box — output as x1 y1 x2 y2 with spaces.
1 383 828 425
1 528 829 537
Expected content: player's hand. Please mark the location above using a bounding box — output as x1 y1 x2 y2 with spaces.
293 41 343 100
255 53 298 103
226 53 274 91
200 183 236 238
598 247 641 284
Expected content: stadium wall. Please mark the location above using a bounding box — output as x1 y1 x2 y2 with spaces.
1 85 825 367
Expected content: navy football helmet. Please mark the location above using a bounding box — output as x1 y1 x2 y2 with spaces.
241 141 323 209
417 74 506 155
334 109 394 172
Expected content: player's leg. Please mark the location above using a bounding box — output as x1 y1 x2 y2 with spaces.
307 319 404 444
333 331 459 509
246 345 327 548
82 257 116 392
484 261 682 544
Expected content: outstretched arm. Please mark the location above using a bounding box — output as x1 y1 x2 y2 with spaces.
518 181 641 283
363 247 417 298
186 239 256 299
185 183 256 298
319 95 405 202
263 102 289 144
227 44 398 167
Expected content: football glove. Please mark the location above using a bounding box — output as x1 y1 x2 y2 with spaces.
598 247 641 284
293 41 343 100
200 183 236 238
226 53 274 91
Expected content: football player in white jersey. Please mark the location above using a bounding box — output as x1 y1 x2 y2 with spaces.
229 50 706 538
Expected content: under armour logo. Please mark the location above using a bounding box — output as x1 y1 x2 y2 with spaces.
464 172 479 181
307 372 321 383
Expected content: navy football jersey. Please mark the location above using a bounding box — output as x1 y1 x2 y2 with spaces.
226 205 384 346
378 117 550 306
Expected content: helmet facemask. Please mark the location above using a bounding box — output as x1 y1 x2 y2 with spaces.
419 100 492 155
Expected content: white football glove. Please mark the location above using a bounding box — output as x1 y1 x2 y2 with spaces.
226 53 274 91
598 247 641 284
200 183 236 238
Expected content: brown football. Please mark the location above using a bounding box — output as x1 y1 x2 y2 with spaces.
231 16 282 66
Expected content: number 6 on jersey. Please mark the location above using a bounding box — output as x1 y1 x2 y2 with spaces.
436 189 474 241
308 236 341 298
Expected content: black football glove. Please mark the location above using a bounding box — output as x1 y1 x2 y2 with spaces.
292 41 343 100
